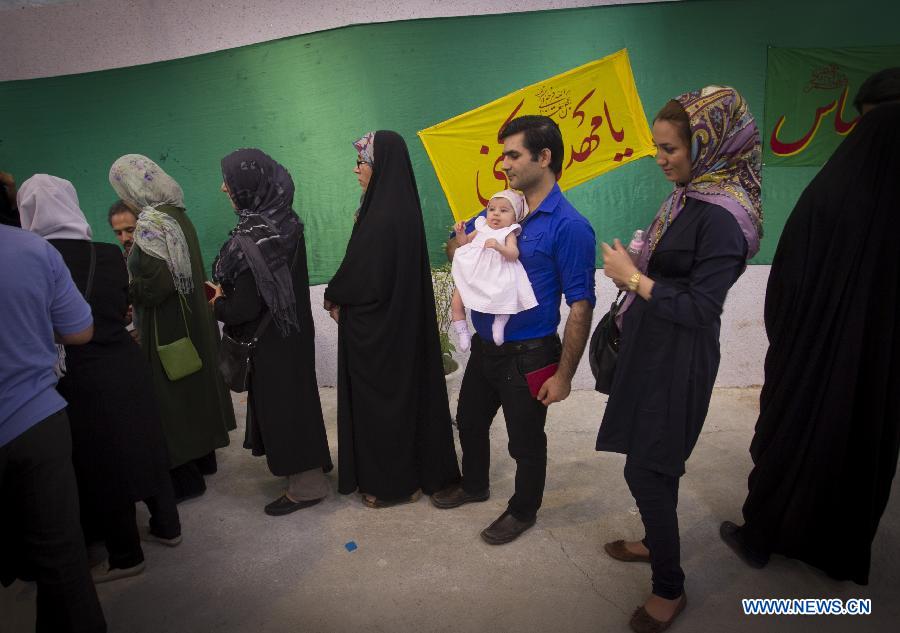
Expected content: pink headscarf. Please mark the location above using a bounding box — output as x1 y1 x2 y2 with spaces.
489 189 529 223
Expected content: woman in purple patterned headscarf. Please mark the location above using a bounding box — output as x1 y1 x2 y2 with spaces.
595 86 762 632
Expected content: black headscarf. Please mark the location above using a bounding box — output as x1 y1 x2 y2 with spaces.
214 148 301 335
0 182 19 227
854 67 900 112
741 104 900 584
325 130 460 498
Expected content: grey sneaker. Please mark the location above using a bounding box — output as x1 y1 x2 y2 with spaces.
139 525 182 547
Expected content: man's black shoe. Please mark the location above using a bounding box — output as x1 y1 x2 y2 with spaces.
430 484 489 509
480 510 536 545
720 521 769 569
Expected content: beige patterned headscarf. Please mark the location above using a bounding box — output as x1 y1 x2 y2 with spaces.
109 154 194 295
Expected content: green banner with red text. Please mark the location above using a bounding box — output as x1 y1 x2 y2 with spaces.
764 45 900 166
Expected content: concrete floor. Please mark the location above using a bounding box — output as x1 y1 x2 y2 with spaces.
2 387 898 633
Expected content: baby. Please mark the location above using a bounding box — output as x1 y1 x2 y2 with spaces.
451 189 538 351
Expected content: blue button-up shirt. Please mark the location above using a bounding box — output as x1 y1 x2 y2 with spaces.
459 184 596 342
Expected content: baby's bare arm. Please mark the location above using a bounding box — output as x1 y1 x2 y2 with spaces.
490 231 519 261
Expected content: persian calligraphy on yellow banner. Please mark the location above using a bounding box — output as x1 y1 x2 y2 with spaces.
418 49 654 221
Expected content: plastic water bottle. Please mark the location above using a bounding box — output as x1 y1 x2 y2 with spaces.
626 229 645 265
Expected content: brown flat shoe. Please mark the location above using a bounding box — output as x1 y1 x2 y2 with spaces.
604 539 651 563
629 593 687 633
361 489 421 508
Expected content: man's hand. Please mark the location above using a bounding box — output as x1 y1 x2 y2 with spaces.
537 372 571 407
540 299 593 407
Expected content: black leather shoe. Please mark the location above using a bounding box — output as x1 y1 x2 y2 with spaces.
719 521 769 569
264 495 323 516
480 510 536 545
430 484 489 509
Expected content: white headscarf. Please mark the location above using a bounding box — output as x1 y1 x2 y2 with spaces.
17 174 93 241
108 154 194 295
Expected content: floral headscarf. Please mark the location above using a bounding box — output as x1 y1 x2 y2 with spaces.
353 132 375 166
619 86 762 323
108 154 194 295
643 85 763 266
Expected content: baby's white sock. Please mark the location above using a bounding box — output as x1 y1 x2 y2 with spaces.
492 314 510 346
452 320 471 352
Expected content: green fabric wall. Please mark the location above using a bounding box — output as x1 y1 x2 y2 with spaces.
1 0 897 283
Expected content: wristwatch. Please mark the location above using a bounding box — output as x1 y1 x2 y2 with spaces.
627 272 641 293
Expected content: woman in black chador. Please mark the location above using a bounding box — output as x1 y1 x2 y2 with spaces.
212 148 332 516
324 130 460 507
721 69 900 585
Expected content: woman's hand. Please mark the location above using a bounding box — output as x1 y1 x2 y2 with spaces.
484 238 499 250
324 298 336 311
602 239 654 299
601 239 639 287
329 306 340 324
207 283 224 305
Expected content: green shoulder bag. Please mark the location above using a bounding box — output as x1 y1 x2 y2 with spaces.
154 294 203 381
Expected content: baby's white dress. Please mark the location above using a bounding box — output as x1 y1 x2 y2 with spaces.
451 216 538 315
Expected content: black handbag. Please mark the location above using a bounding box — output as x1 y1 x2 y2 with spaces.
216 240 301 393
218 312 273 393
589 291 624 394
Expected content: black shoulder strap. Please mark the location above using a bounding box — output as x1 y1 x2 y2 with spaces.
83 242 97 301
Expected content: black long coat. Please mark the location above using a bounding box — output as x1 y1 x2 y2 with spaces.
51 240 170 525
215 233 332 477
596 199 747 476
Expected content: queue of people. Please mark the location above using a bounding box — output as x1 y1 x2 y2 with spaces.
0 69 897 633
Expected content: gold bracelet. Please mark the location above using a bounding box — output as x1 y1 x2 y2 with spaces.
627 272 641 293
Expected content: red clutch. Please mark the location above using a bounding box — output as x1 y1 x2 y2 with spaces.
526 363 558 399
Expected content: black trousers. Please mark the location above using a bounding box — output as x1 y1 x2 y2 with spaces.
456 334 561 521
82 463 180 569
144 476 181 540
624 460 684 600
96 501 143 570
0 409 107 633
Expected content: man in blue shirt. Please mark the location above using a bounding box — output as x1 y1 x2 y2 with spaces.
432 116 596 544
0 225 106 632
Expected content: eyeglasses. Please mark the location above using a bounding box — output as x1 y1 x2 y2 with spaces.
356 159 368 168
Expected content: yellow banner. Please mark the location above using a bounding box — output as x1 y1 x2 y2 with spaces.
418 49 654 221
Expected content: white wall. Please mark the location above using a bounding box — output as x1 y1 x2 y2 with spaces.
5 0 768 388
309 266 770 391
1 0 675 81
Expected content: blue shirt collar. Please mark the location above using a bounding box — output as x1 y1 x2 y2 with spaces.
528 183 563 218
